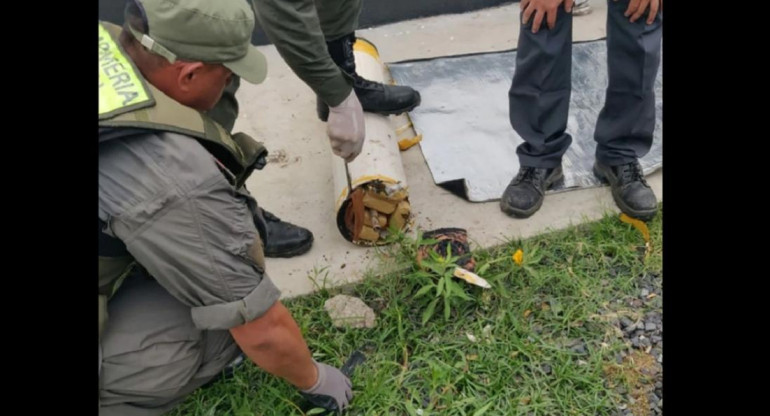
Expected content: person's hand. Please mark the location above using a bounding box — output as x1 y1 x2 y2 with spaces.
299 360 354 412
521 0 574 34
620 0 662 24
327 89 365 163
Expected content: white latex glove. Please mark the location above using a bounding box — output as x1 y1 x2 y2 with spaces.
327 89 365 163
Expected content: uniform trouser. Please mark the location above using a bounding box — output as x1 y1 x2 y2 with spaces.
98 272 241 416
508 0 662 169
206 0 363 131
315 0 362 42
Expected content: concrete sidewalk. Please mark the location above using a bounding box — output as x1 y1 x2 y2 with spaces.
233 0 662 298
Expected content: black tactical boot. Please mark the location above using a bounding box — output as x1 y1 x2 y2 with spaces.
262 209 314 258
500 165 564 218
317 32 421 121
593 160 658 221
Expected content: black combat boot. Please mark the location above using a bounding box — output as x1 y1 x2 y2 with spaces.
500 165 564 218
593 160 658 221
262 209 314 258
317 33 421 121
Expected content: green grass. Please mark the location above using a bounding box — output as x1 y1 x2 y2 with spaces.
169 204 663 416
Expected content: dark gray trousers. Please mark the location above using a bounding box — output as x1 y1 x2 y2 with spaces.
509 0 662 168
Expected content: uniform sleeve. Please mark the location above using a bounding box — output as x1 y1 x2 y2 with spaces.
100 133 281 330
252 0 353 106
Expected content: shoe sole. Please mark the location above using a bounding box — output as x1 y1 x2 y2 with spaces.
317 92 422 122
264 234 314 258
593 165 657 222
500 169 564 219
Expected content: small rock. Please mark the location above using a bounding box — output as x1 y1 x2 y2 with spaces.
620 317 634 328
631 337 640 348
658 353 663 363
651 335 662 343
541 363 552 375
571 343 587 355
565 338 582 347
646 311 660 319
641 288 650 297
655 381 663 389
323 295 376 328
645 322 657 331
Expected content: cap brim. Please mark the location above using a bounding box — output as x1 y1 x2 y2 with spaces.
223 46 267 84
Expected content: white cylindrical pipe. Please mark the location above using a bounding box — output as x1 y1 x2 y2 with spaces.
332 38 412 245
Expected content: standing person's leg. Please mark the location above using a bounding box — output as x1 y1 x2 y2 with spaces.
501 4 573 218
314 0 421 120
593 0 662 221
99 273 241 416
315 0 361 41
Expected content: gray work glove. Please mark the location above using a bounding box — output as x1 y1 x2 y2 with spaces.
327 89 365 163
300 360 354 413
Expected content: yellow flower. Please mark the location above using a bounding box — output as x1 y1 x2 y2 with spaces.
512 249 523 266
